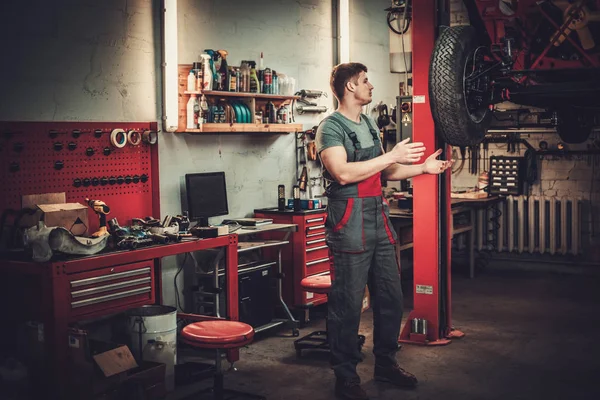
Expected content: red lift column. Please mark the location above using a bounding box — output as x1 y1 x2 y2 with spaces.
398 0 464 346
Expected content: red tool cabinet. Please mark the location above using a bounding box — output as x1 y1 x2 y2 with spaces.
254 208 330 310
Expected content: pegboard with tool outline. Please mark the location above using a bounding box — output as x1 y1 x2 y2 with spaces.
0 121 160 235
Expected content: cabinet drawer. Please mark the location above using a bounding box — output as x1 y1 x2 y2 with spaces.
305 216 326 226
306 245 329 263
69 261 154 317
305 224 326 237
306 256 330 275
306 235 326 246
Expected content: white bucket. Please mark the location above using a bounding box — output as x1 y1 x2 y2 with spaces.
127 305 177 391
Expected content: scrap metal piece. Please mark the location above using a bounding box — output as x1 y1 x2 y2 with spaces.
23 222 54 262
49 227 108 256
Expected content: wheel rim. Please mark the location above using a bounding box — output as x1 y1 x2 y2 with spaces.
462 47 490 124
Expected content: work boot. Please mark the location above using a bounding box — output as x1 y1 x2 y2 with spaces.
374 364 418 388
335 379 369 400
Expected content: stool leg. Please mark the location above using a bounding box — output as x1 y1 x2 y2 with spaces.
214 349 224 400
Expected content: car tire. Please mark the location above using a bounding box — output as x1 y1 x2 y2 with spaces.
429 25 491 146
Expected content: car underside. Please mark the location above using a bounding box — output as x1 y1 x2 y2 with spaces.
429 0 600 146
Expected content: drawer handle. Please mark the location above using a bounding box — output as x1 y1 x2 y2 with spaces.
306 225 325 232
306 245 328 253
306 232 325 238
306 238 326 245
71 286 151 308
306 257 330 266
306 217 324 224
71 267 151 288
71 277 151 299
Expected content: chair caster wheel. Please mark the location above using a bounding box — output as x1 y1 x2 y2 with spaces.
292 329 300 337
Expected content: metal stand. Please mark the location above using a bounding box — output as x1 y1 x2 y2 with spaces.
193 349 266 400
293 296 365 358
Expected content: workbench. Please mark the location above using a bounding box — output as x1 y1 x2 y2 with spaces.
389 196 504 278
0 235 239 399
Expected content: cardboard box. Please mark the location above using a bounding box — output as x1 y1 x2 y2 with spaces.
67 334 165 400
37 202 89 236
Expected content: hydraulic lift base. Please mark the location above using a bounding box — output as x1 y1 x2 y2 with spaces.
398 329 465 346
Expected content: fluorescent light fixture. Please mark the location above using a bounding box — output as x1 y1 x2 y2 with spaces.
163 0 178 132
339 0 350 63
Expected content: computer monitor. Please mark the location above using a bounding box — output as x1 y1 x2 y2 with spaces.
185 172 229 227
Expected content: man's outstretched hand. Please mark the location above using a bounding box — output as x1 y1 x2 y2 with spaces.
422 149 454 175
388 138 427 164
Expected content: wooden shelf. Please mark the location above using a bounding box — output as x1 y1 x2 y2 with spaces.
185 123 302 133
184 90 299 101
178 64 301 133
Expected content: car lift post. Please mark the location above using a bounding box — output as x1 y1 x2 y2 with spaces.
398 0 464 346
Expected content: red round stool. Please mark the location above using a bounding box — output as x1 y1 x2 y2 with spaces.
293 274 366 358
181 320 266 400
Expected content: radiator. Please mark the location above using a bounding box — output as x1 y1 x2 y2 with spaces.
475 195 582 256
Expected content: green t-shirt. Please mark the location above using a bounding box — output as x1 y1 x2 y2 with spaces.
316 112 379 159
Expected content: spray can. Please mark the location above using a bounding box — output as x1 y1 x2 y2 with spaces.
228 67 237 92
263 68 272 94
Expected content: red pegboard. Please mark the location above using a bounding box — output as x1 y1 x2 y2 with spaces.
0 121 160 235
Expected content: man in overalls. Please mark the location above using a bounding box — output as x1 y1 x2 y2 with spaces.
316 62 453 400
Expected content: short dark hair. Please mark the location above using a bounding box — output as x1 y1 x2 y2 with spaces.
330 62 368 101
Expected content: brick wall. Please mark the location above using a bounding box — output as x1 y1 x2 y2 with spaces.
451 132 600 261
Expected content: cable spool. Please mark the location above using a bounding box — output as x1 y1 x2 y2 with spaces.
110 129 127 148
127 130 142 146
142 130 158 145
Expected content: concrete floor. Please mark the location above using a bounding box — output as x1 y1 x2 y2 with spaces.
171 266 600 400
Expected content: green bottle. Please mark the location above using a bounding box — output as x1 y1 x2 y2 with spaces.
249 61 259 93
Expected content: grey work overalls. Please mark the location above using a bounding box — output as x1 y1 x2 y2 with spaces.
323 113 403 383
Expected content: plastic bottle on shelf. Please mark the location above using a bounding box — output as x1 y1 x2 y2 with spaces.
249 62 259 93
266 101 276 123
277 104 289 124
217 50 229 91
194 61 203 92
200 95 209 124
240 61 250 92
187 70 196 92
272 71 278 95
187 94 198 129
200 53 212 91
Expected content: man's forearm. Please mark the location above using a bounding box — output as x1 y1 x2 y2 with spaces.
383 163 426 181
325 152 395 185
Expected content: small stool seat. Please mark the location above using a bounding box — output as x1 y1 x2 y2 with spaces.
179 319 265 400
181 320 254 348
300 275 331 294
294 273 365 358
